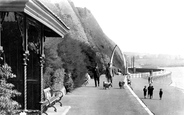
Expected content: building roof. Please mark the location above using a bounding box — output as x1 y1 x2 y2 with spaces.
0 0 70 37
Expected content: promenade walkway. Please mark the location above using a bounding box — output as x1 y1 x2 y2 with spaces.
131 75 184 115
46 74 152 115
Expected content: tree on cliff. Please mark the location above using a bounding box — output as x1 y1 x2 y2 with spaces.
57 34 88 87
42 0 126 88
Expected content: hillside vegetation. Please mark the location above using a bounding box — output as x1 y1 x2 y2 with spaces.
40 0 125 91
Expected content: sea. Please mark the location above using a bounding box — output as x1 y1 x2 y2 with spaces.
162 67 184 91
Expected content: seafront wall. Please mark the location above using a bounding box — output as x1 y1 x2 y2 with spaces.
128 68 164 73
129 70 172 79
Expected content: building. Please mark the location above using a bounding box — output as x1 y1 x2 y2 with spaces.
0 0 69 114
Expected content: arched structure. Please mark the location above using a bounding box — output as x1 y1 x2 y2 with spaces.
109 45 128 74
109 45 117 67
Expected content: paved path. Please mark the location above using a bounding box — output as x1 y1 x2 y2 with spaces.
60 75 149 115
131 76 184 115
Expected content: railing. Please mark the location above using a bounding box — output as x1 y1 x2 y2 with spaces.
129 70 172 79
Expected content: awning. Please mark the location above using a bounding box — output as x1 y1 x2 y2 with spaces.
0 0 70 37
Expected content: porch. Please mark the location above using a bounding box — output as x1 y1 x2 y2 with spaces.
0 0 69 114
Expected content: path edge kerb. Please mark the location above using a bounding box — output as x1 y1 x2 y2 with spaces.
124 77 154 115
61 87 71 115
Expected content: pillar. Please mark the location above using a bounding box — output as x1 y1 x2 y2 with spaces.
22 14 29 112
39 25 45 113
0 12 2 46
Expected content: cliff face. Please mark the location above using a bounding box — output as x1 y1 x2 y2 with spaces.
73 5 126 72
40 0 126 87
40 0 89 43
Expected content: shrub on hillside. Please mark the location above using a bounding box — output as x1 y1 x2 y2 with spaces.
57 34 87 87
51 68 65 90
80 43 96 77
44 39 64 89
43 67 54 88
79 43 107 78
44 44 63 71
64 72 74 93
0 63 21 115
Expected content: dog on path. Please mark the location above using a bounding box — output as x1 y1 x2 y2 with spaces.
119 81 125 89
103 81 112 89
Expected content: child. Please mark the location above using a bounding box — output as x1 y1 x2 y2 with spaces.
127 79 131 86
143 86 147 98
159 88 163 100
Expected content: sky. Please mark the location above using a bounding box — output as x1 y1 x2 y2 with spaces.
72 0 184 56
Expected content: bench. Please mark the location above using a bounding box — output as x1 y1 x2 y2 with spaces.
40 87 63 115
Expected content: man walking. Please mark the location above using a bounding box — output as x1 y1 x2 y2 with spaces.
94 63 100 87
148 76 151 84
147 84 151 99
150 85 154 99
159 88 163 100
105 63 115 86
